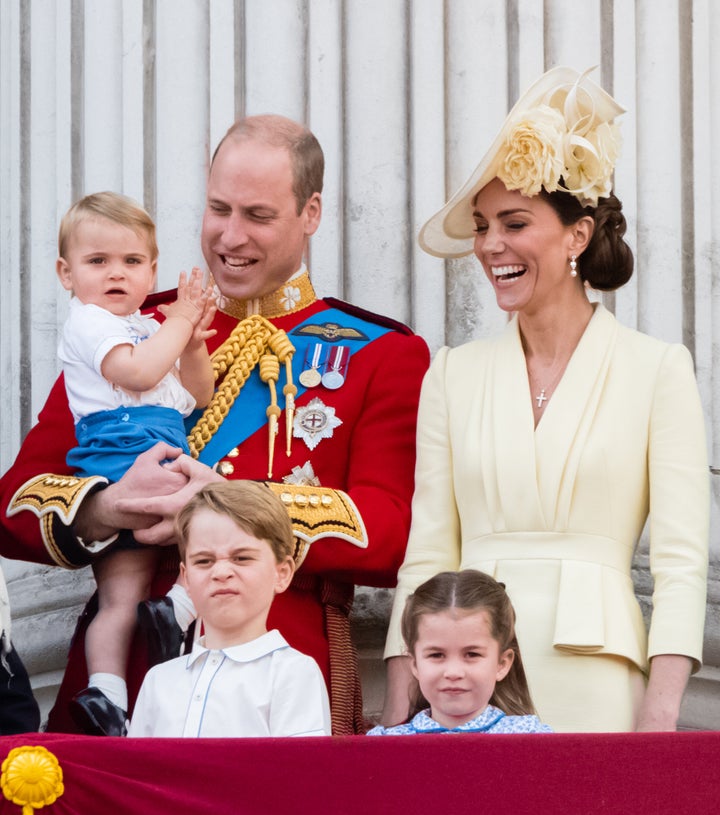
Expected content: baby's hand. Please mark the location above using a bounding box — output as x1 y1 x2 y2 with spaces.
192 293 218 345
158 268 212 327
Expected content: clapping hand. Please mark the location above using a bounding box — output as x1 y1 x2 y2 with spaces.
158 267 216 337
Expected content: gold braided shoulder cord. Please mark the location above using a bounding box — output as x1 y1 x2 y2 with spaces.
187 315 296 477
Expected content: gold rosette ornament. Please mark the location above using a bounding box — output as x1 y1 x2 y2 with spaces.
1 746 64 814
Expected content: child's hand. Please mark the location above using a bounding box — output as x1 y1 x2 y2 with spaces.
158 267 213 327
186 270 217 347
192 293 217 345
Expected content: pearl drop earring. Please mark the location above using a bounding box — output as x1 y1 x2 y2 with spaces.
570 255 577 277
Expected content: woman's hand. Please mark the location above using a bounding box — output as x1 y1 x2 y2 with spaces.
635 654 692 731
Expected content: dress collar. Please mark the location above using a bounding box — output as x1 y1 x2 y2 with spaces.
410 705 506 733
216 268 318 320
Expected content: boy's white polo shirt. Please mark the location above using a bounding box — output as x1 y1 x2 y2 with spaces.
128 629 331 738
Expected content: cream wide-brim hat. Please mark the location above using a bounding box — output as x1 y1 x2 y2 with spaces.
418 66 626 259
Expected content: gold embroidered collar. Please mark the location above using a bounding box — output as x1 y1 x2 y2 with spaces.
217 270 318 320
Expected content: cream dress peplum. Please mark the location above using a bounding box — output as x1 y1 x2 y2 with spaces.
385 304 709 732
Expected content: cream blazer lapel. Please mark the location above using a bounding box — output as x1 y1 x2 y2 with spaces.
534 304 618 529
486 305 618 533
485 318 544 530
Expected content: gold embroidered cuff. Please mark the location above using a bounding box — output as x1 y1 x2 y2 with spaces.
264 482 368 568
7 474 111 568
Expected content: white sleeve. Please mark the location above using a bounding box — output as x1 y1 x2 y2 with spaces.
647 343 709 669
268 651 332 737
61 303 138 374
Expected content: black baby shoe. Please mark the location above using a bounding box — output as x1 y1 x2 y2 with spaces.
137 596 185 667
69 687 128 737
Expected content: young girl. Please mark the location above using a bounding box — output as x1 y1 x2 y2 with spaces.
56 191 215 736
369 570 552 734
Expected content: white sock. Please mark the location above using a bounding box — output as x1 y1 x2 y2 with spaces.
88 672 128 711
166 583 197 632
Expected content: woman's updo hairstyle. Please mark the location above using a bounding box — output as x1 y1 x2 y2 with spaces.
540 186 634 291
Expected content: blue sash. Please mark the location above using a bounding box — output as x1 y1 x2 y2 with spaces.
189 307 392 467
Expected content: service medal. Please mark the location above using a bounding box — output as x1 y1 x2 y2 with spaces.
299 342 324 388
321 345 349 390
321 370 344 389
299 368 322 388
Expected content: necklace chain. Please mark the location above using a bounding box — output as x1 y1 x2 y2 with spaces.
524 306 595 413
530 361 567 409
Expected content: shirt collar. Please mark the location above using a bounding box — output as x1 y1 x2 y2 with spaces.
185 629 289 667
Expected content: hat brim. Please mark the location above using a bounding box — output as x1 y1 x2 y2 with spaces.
418 66 625 259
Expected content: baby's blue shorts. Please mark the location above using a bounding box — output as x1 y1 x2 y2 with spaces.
67 404 190 483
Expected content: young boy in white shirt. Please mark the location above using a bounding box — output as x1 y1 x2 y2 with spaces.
127 480 331 737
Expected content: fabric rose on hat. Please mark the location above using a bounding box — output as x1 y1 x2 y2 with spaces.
560 120 621 206
497 105 567 197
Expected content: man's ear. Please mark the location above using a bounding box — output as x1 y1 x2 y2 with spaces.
302 192 322 238
179 562 188 590
56 257 73 291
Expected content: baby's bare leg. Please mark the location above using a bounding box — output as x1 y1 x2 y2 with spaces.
86 546 160 678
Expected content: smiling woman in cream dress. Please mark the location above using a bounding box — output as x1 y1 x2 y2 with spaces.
382 67 709 733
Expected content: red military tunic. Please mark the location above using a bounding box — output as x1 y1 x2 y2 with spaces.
0 272 430 733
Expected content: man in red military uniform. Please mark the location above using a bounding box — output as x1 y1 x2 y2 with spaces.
0 115 430 735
